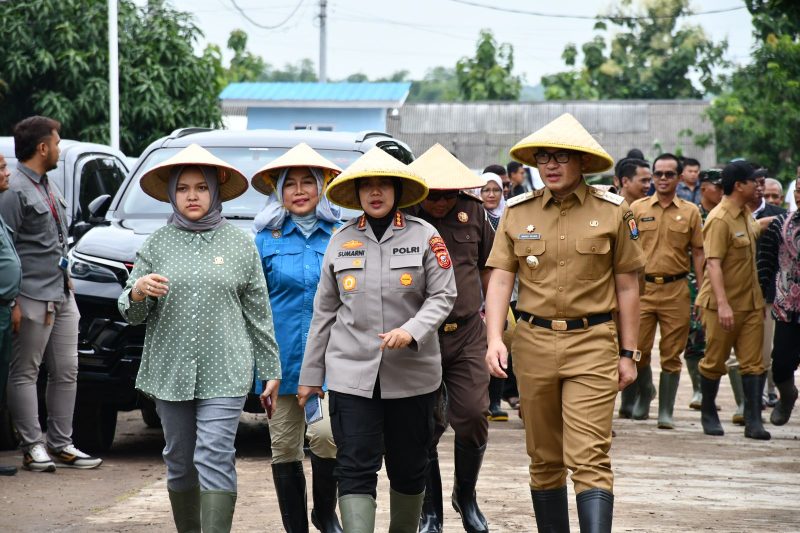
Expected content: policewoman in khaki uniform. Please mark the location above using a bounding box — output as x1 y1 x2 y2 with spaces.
406 144 495 533
623 153 704 429
298 148 457 533
696 160 771 441
484 114 645 533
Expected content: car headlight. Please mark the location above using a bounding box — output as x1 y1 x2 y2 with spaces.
69 254 119 283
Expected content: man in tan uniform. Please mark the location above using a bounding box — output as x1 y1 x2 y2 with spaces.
696 160 771 440
622 154 704 429
485 114 645 532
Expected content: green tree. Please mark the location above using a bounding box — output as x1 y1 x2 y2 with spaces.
408 67 461 103
708 3 800 175
456 29 522 101
0 0 222 156
226 29 267 83
542 0 728 100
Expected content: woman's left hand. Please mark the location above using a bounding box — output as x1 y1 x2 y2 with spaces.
260 379 281 419
378 328 412 350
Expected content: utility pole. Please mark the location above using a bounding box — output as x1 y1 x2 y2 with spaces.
108 0 120 150
318 0 327 83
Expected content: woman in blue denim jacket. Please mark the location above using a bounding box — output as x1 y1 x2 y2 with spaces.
252 143 343 533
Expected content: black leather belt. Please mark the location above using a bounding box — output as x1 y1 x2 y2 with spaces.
438 317 470 334
517 312 613 331
644 272 688 284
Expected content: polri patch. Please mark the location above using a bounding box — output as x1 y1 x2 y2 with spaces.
429 236 452 269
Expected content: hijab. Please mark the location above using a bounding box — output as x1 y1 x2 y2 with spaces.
355 177 403 241
481 172 506 225
253 167 341 234
167 165 225 232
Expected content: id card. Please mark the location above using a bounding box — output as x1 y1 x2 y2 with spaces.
58 256 69 270
304 396 323 425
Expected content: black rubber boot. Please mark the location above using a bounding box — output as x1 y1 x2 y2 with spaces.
743 374 771 440
451 440 488 533
617 385 637 419
310 454 343 533
770 378 798 426
531 486 570 533
700 375 724 436
272 461 310 533
631 366 655 420
418 456 443 533
575 488 613 533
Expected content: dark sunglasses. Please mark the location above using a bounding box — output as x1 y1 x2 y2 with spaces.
653 171 678 179
426 190 458 201
534 151 572 165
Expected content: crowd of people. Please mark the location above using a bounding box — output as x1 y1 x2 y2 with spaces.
0 113 798 533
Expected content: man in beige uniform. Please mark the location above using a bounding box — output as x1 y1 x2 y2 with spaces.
485 114 644 532
696 160 771 440
622 153 704 429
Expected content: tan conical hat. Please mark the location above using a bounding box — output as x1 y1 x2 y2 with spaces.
408 143 485 190
326 147 428 210
509 113 614 175
140 144 248 202
251 143 342 196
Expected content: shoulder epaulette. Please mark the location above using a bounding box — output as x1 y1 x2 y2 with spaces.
589 186 624 206
507 191 536 207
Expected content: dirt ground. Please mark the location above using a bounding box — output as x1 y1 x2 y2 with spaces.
1 366 799 533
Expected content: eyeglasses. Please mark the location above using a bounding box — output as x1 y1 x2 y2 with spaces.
426 190 458 202
653 171 678 179
534 151 572 165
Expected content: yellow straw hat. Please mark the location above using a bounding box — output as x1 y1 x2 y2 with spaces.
251 143 343 196
408 143 485 190
326 147 428 210
509 113 614 175
139 143 248 202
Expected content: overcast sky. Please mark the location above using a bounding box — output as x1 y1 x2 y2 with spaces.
144 0 754 85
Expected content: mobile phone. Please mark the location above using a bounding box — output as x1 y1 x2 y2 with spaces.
304 395 323 425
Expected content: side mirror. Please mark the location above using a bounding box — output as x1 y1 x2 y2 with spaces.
88 194 112 220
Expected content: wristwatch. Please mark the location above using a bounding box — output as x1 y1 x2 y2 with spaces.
619 349 642 362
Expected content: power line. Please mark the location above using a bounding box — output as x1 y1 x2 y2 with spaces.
446 0 746 21
229 0 305 29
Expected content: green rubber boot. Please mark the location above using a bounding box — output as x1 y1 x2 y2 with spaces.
168 487 201 533
632 366 656 420
728 365 745 426
388 489 425 533
200 490 237 533
339 494 376 533
685 357 703 410
657 371 681 429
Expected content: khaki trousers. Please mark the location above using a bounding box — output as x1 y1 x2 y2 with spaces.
268 393 336 463
637 280 691 373
512 320 619 494
699 308 765 379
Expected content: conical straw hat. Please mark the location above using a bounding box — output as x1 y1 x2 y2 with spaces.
251 143 342 196
408 143 485 190
326 147 428 210
509 113 614 175
140 143 248 202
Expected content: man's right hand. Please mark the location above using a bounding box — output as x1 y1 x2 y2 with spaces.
297 385 324 408
717 301 734 331
485 338 508 378
11 302 21 333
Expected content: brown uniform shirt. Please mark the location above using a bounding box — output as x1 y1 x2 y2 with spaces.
630 195 703 276
487 180 645 318
696 196 764 312
407 194 495 321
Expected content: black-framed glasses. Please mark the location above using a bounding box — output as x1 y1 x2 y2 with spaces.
653 171 678 179
426 190 458 202
534 151 572 165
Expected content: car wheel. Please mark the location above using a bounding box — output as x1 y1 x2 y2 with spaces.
140 398 162 428
72 402 117 453
0 404 20 451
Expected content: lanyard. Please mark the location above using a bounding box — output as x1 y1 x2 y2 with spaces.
26 176 66 246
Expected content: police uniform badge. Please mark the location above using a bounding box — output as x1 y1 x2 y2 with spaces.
457 211 469 223
342 275 357 292
272 229 281 238
429 236 452 269
623 210 639 240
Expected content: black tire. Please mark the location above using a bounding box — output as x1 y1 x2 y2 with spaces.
0 404 19 451
72 402 117 453
140 398 162 428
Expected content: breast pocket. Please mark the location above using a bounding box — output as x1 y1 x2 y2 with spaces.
29 200 53 233
667 221 689 248
390 254 423 291
729 236 750 258
333 257 366 295
576 237 611 280
260 244 301 290
452 231 478 264
514 240 546 282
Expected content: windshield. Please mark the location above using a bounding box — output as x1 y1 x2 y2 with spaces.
119 147 364 219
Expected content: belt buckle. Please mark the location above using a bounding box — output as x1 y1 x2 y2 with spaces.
443 323 458 333
551 320 568 331
654 276 665 284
